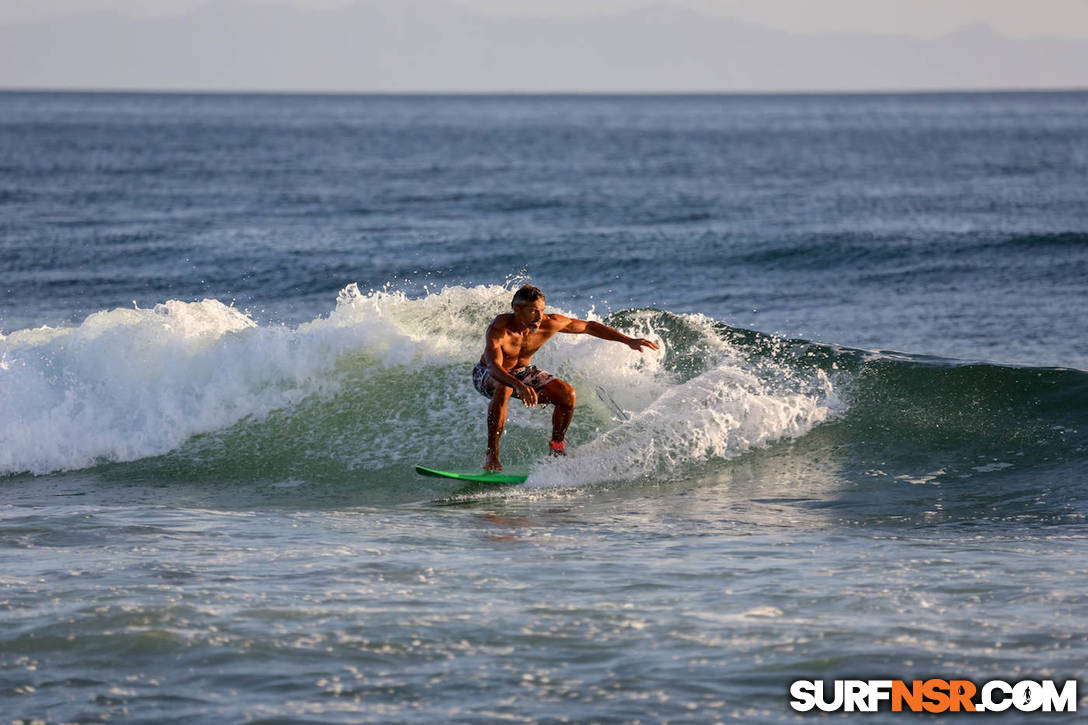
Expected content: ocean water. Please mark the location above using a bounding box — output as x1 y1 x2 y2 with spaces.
1 91 1087 722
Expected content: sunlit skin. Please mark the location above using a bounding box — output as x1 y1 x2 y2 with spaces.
480 296 659 471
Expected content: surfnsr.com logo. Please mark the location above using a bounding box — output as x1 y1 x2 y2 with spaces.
789 679 1078 713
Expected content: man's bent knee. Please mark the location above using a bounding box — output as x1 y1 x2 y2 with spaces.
544 379 575 408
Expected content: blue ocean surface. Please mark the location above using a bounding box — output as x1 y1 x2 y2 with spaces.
1 91 1087 722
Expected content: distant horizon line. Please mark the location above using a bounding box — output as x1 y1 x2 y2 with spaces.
4 86 1088 97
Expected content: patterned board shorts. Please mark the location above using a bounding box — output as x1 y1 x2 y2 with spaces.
473 360 556 401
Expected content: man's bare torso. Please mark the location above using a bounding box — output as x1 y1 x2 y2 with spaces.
482 313 563 370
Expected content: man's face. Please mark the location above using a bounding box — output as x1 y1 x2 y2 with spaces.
513 299 546 332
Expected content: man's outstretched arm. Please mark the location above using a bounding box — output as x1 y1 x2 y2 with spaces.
553 315 660 352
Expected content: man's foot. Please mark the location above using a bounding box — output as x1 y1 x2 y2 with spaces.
549 439 566 457
484 453 503 471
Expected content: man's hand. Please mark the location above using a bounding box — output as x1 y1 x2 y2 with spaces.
519 382 538 407
626 337 660 353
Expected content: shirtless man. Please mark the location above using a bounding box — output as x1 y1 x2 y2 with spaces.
473 285 659 471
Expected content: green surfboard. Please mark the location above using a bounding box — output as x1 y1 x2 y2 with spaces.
414 465 528 485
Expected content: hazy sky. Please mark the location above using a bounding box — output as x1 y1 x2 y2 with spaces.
5 0 1087 92
4 0 1088 39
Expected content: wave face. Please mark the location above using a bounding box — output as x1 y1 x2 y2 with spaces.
0 284 834 479
2 284 1086 509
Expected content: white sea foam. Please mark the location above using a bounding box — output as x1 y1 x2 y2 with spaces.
0 287 452 475
0 283 839 478
523 311 841 488
525 360 837 488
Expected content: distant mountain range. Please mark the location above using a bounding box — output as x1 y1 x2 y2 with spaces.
2 0 1086 92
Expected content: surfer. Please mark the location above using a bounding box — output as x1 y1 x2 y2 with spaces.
474 285 659 471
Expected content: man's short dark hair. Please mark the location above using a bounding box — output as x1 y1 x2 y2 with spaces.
512 285 545 307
